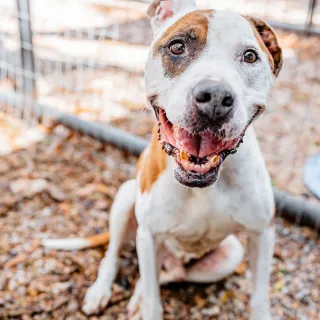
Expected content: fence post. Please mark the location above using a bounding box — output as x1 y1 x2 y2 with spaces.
16 0 37 100
306 0 317 29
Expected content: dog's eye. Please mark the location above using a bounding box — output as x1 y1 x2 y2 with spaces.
243 50 258 63
169 41 185 55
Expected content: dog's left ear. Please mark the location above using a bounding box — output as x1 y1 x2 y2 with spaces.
245 16 283 77
147 0 196 35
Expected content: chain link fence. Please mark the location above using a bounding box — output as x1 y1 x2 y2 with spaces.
0 0 319 124
0 2 319 319
0 0 320 227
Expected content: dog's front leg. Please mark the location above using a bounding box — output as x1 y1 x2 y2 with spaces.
83 179 137 315
248 226 275 320
136 226 163 320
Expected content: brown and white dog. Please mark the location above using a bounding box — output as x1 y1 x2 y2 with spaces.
43 1 282 319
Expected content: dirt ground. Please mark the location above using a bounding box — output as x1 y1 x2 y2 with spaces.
0 127 319 320
0 1 320 319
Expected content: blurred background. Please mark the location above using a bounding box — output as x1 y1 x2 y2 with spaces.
0 1 319 319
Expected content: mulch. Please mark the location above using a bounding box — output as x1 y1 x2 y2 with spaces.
0 126 319 320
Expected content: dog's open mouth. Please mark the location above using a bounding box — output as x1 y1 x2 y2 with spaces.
155 107 247 188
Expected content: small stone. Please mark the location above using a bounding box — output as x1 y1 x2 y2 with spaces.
52 281 73 294
202 306 220 316
67 299 79 312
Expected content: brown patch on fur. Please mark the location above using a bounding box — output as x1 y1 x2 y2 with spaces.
138 125 168 193
153 10 213 78
245 16 282 77
84 232 110 248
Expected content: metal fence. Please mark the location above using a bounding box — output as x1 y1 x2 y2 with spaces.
0 0 320 227
0 0 319 122
0 0 319 123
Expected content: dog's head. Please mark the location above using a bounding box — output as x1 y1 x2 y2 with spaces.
145 0 282 188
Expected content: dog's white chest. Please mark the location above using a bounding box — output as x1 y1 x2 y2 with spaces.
136 178 243 262
164 193 243 261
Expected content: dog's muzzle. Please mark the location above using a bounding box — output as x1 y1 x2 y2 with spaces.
150 81 261 188
154 106 253 188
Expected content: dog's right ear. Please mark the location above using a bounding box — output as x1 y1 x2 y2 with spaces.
147 0 196 35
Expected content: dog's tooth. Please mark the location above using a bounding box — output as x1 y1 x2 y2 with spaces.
195 164 201 170
211 155 220 167
180 150 188 161
182 160 193 171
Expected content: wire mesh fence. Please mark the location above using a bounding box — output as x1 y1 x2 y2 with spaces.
0 0 320 203
0 0 319 122
0 2 319 320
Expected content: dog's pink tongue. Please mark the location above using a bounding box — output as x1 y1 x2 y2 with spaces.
174 129 227 158
199 131 229 158
174 128 200 156
159 110 237 158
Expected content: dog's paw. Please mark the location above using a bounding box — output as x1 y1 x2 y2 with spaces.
127 288 141 319
82 280 112 315
250 316 272 320
142 302 163 320
127 295 163 320
128 307 142 320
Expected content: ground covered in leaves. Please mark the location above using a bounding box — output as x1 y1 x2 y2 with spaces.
0 127 319 320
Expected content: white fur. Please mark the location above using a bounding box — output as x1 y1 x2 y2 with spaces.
248 227 275 320
42 238 90 250
82 179 136 315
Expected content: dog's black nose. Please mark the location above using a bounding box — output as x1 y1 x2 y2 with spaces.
193 79 235 121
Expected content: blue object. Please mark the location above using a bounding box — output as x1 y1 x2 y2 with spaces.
304 153 320 199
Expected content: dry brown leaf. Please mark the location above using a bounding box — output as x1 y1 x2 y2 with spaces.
220 290 234 304
194 294 207 308
234 261 247 276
